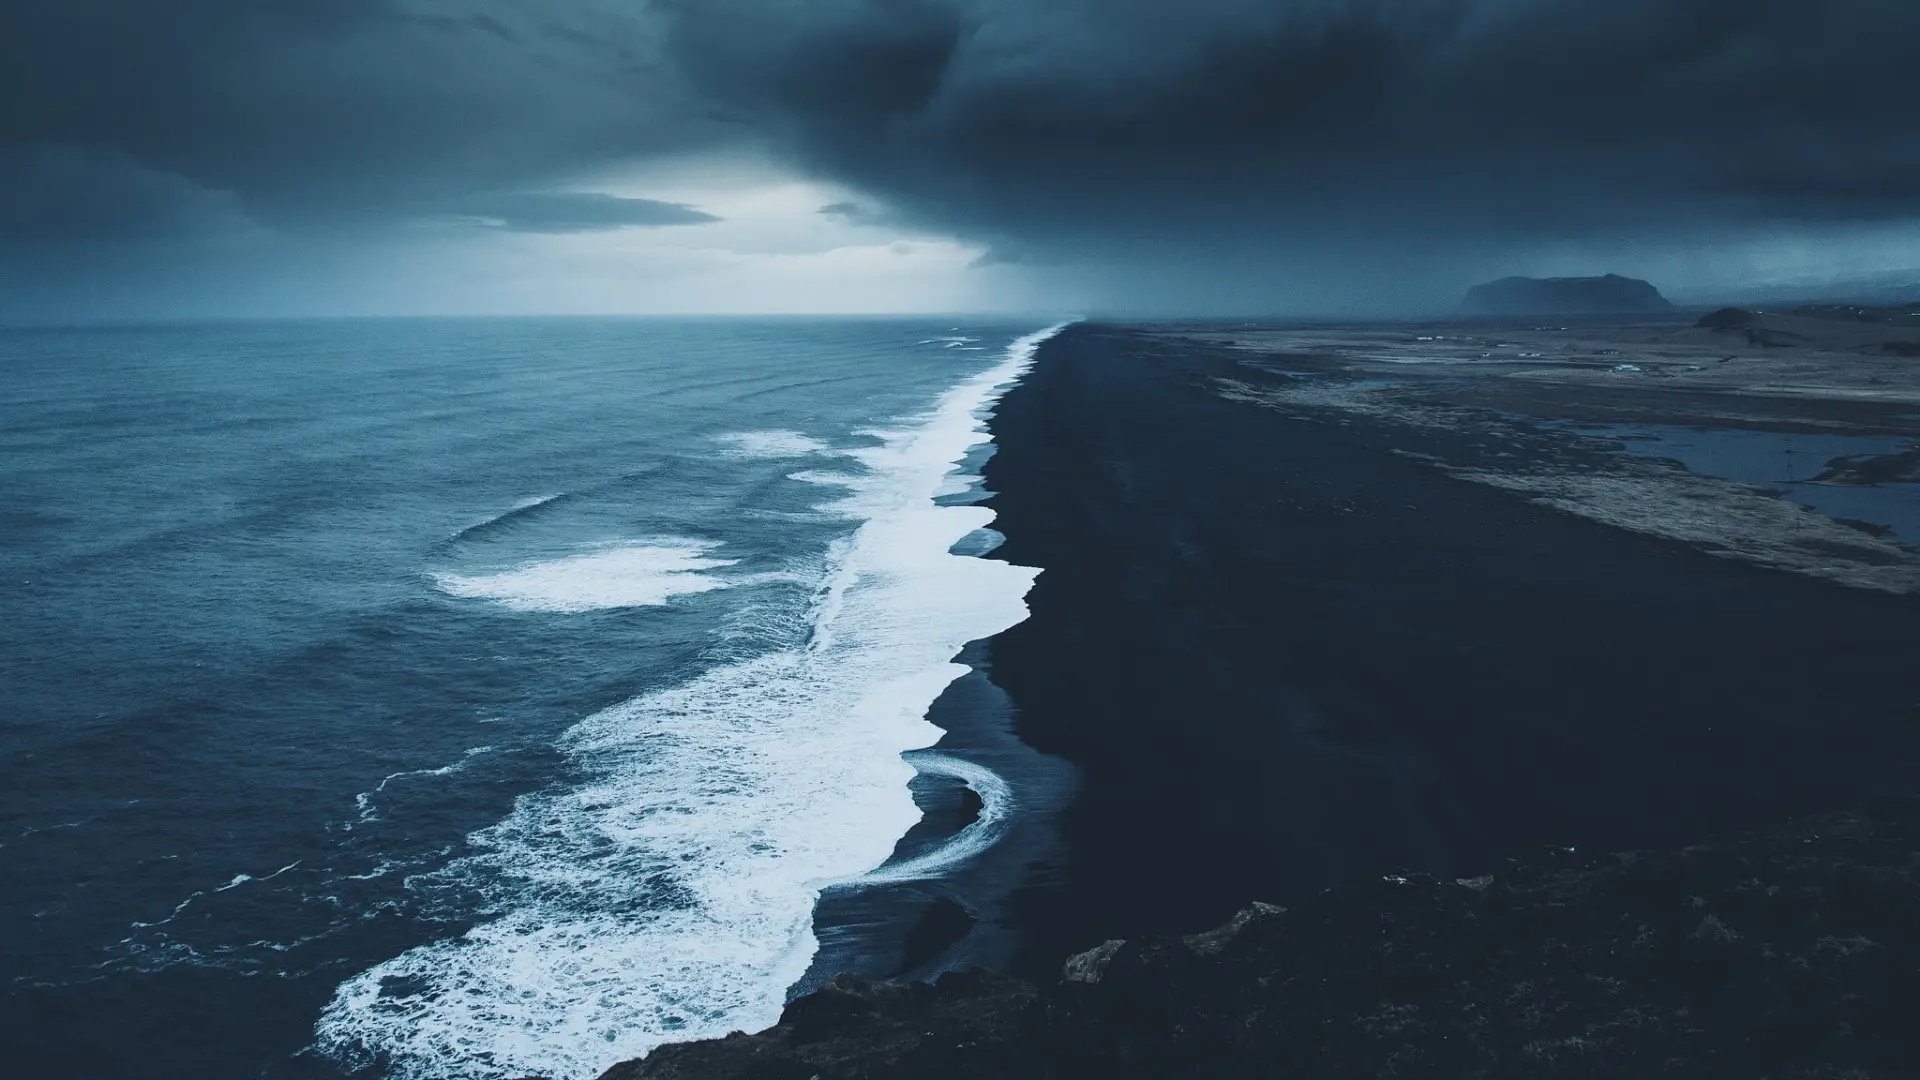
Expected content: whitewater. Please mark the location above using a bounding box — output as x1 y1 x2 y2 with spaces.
314 325 1068 1080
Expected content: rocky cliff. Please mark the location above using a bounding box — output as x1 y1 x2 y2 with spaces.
598 801 1920 1079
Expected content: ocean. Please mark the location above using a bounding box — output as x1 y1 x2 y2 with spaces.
0 317 1069 1080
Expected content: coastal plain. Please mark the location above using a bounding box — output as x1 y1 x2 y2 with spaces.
1195 312 1920 592
600 317 1920 1078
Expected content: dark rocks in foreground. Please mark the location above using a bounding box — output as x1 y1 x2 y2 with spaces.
605 802 1920 1079
1461 274 1673 315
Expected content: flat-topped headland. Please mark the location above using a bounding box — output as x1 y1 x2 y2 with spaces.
1460 274 1675 315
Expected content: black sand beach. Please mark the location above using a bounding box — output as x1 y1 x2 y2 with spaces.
617 321 1920 1080
980 323 1920 971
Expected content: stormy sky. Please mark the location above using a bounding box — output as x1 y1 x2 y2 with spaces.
4 1 1918 319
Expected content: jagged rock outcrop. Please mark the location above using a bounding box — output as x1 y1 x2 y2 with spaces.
1461 274 1674 315
604 801 1920 1079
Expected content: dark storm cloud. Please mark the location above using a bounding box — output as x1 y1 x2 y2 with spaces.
5 0 1920 311
0 144 251 242
664 0 1920 237
444 192 720 232
0 0 706 237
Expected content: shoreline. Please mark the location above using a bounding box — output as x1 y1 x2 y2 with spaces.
797 640 1075 994
600 318 1920 1077
794 326 1077 995
615 801 1920 1079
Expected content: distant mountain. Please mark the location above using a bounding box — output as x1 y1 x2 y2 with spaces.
1460 274 1675 315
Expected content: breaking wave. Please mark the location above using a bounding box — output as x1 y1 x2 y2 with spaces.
315 325 1068 1080
716 430 832 458
432 540 738 613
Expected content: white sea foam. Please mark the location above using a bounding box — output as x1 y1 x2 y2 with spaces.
848 752 1012 887
449 493 568 540
433 541 737 613
316 324 1068 1080
716 430 832 458
354 747 498 823
214 862 302 893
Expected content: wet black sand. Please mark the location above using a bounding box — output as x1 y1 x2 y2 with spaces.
980 324 1920 972
799 642 1074 994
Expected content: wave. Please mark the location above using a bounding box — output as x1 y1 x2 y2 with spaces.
214 861 303 893
447 493 572 543
432 540 738 613
716 430 831 458
315 324 1069 1080
845 751 1011 887
354 746 498 824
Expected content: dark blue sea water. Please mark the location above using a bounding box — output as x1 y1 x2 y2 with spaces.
1 318 1068 1080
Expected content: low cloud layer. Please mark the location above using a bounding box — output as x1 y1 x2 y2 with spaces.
0 145 252 243
660 0 1920 307
443 192 721 233
5 1 1918 315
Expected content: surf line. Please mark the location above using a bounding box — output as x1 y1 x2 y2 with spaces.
841 751 1013 887
838 321 1072 890
313 322 1076 1080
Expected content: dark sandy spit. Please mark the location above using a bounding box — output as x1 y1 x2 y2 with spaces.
985 322 1920 960
591 321 1920 1079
